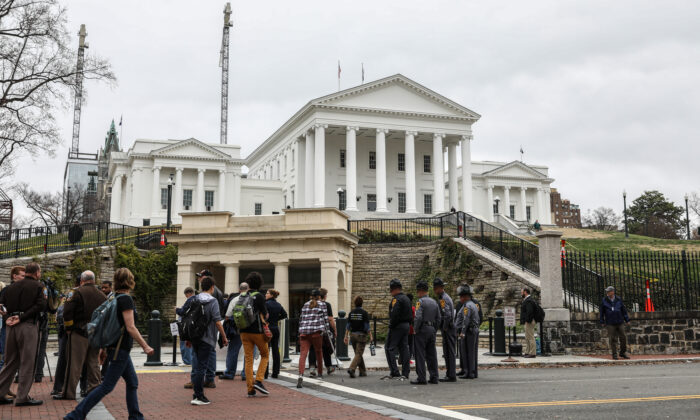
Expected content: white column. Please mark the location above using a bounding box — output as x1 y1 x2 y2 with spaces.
460 135 472 213
544 188 552 224
274 261 290 313
520 186 527 221
196 168 205 212
218 169 226 211
345 126 358 211
313 123 327 207
176 262 194 307
295 139 304 207
432 133 446 213
224 263 239 294
110 174 122 222
537 188 545 223
405 131 417 213
504 186 511 219
304 130 315 207
174 168 183 217
487 185 494 222
232 174 241 215
375 128 389 212
320 260 339 314
151 166 160 219
447 141 458 211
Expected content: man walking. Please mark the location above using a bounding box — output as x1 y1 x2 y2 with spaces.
383 279 411 380
0 262 46 406
220 283 247 380
433 278 457 382
600 286 630 360
56 271 107 400
520 288 537 358
410 282 440 385
456 286 480 379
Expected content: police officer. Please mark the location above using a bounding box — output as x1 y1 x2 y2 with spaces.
456 284 483 377
410 282 440 385
383 279 412 380
457 286 480 379
433 278 456 382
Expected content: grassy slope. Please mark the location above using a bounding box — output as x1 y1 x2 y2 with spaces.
527 228 700 253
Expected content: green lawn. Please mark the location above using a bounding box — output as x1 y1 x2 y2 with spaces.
522 228 700 253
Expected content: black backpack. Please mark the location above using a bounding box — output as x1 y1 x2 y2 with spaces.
177 299 210 342
534 301 546 323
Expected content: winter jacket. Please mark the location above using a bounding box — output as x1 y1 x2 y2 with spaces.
599 296 630 325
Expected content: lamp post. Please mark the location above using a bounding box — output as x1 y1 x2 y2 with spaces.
623 190 629 238
336 187 344 211
494 196 501 215
685 194 691 240
166 174 174 228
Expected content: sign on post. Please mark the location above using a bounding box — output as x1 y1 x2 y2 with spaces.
504 306 516 327
169 322 179 337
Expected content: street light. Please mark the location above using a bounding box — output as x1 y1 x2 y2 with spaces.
166 174 174 228
685 193 691 240
623 190 629 238
336 187 344 211
494 195 501 215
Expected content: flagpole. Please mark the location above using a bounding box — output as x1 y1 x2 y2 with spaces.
120 114 123 146
338 59 341 92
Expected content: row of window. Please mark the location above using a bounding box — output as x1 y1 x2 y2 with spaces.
340 150 432 173
337 191 434 214
160 188 214 211
492 204 533 220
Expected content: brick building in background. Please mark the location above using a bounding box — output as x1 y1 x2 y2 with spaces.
550 188 582 228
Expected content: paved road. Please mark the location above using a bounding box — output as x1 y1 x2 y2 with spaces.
280 362 700 419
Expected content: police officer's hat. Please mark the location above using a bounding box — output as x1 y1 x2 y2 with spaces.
389 278 402 290
416 281 429 291
433 277 445 287
458 285 472 297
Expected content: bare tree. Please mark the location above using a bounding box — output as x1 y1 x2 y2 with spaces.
0 0 115 173
582 207 621 231
689 192 700 220
15 182 86 227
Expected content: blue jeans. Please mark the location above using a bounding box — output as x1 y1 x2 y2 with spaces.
180 340 192 365
190 343 216 382
64 349 143 420
191 341 213 399
223 334 242 378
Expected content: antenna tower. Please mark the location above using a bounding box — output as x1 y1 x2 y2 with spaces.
70 24 88 157
219 3 233 144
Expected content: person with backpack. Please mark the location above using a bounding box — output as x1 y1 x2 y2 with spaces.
63 267 154 420
520 287 541 359
296 289 328 388
187 276 228 406
175 287 196 366
220 282 248 380
264 289 287 379
236 272 270 397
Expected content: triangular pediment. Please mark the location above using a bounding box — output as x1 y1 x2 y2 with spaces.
482 161 547 179
151 138 231 160
312 74 480 120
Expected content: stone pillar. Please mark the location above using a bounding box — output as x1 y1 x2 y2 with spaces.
232 173 242 215
544 188 552 224
176 262 194 307
218 169 226 211
504 186 511 219
151 166 161 219
110 174 122 222
305 130 315 207
536 230 570 354
404 131 417 213
313 123 327 207
460 135 472 213
375 128 389 212
345 126 358 211
447 141 458 211
196 168 205 212
273 261 290 312
174 168 183 217
130 168 144 221
320 260 339 313
295 138 304 207
432 133 445 213
486 185 494 222
224 263 240 294
537 188 545 223
520 186 527 221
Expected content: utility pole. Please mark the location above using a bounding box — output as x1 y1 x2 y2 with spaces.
70 24 88 157
219 3 233 144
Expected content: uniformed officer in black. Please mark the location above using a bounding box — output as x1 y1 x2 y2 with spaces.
383 279 412 380
410 282 440 385
456 286 480 379
456 284 483 377
433 278 457 382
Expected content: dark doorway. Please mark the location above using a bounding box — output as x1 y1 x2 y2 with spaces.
288 266 321 319
239 267 275 291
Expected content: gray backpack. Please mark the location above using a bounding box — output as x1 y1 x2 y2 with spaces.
87 295 124 350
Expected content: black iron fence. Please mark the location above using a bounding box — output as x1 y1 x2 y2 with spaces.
348 211 540 275
0 221 180 260
562 250 700 312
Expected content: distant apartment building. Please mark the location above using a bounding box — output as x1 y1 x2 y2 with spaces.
550 188 581 228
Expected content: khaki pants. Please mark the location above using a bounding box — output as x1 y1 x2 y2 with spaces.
348 332 368 374
63 332 101 399
241 333 269 393
0 322 38 403
606 324 628 356
524 320 537 356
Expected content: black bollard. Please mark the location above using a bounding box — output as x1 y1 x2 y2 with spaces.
144 310 163 366
487 317 494 355
493 309 507 356
335 311 350 361
282 319 292 363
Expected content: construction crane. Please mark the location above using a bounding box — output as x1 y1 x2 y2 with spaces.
70 24 88 157
219 3 233 145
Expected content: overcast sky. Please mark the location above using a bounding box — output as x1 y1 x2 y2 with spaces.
10 0 700 221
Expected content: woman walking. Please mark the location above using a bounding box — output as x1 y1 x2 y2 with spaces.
344 296 372 378
64 268 154 420
296 289 328 388
264 289 287 379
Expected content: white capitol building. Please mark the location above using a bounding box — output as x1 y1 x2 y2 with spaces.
107 74 554 228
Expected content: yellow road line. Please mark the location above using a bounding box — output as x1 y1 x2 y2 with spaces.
442 394 700 410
